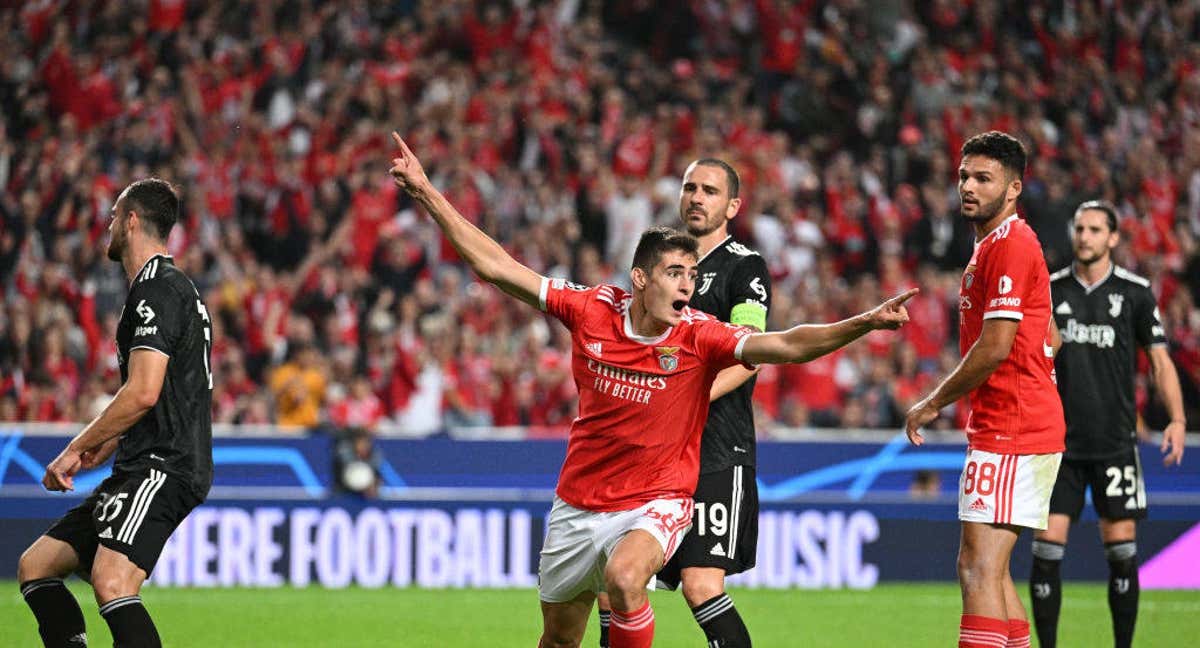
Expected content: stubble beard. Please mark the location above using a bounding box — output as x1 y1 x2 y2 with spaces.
962 192 1007 224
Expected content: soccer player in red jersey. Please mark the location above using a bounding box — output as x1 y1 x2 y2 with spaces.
389 132 915 648
905 131 1066 648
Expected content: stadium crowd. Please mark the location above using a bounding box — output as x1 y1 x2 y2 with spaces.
1 0 1198 437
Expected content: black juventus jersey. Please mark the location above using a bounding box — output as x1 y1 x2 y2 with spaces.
691 236 771 473
1051 263 1166 461
114 254 214 498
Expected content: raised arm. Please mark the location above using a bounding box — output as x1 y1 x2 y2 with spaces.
388 132 544 308
738 289 916 365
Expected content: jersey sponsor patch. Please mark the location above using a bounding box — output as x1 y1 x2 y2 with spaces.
136 299 156 323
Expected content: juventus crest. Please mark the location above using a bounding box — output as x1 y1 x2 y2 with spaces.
1108 293 1124 318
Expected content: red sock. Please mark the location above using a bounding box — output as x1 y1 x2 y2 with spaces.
1006 618 1031 648
959 614 1009 648
609 600 654 648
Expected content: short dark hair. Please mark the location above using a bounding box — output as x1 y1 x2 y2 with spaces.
1075 199 1119 232
692 158 740 198
122 178 178 240
631 227 698 273
961 131 1027 179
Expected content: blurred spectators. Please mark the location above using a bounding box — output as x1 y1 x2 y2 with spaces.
1 1 1198 435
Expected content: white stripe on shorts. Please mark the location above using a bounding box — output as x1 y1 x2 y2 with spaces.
118 469 166 544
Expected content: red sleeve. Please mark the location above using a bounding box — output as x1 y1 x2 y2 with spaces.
979 235 1039 322
539 277 597 330
693 318 755 370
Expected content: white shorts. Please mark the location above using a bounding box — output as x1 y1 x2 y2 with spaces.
958 449 1063 529
538 496 693 603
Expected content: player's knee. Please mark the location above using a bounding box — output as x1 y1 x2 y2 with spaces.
604 564 646 598
91 568 137 603
681 575 724 608
956 552 1001 587
17 546 52 583
1031 539 1065 564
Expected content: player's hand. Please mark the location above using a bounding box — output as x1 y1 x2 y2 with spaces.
42 447 83 492
868 288 918 330
905 397 940 446
389 131 431 195
1161 420 1186 467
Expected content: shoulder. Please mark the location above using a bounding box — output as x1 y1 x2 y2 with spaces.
1048 266 1071 282
131 264 192 305
722 239 761 259
1112 265 1151 289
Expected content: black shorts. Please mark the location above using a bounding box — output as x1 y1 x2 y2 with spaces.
1049 449 1147 521
657 465 758 590
45 468 201 576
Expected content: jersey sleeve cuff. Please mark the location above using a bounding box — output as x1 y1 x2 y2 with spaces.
130 345 171 358
983 310 1024 321
733 334 754 367
538 277 550 312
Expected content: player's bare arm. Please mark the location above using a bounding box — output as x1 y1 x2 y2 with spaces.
710 364 759 402
905 318 1019 446
1147 344 1187 466
1047 319 1062 357
740 289 915 365
389 131 543 308
42 349 169 492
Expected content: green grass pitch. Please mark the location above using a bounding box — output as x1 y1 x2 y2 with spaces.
2 582 1198 646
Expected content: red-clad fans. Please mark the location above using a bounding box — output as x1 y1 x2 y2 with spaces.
0 1 1197 436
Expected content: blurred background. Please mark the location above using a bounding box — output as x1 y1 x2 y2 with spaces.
1 0 1199 603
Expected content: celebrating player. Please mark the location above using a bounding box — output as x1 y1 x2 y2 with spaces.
389 132 914 648
904 132 1065 648
596 158 768 648
18 179 214 648
1028 200 1187 648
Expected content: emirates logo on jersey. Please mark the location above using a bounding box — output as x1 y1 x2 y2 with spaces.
655 346 680 372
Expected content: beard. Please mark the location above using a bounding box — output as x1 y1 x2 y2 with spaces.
106 231 124 262
681 208 724 237
962 192 1007 223
1075 246 1106 266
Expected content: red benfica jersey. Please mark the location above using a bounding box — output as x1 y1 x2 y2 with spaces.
959 215 1065 454
540 278 752 511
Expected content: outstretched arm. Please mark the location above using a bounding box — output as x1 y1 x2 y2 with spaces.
739 289 916 365
389 132 543 308
904 318 1019 445
1147 345 1186 466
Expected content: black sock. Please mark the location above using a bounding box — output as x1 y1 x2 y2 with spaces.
1030 540 1064 648
598 609 610 647
1105 541 1138 648
20 578 88 647
692 593 751 647
99 596 161 648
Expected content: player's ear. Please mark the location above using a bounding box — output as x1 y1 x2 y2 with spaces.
631 266 647 291
726 196 741 220
1007 177 1022 202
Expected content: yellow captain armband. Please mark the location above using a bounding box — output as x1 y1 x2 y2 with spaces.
730 301 767 332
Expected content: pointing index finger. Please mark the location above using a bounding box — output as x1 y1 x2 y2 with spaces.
890 288 919 306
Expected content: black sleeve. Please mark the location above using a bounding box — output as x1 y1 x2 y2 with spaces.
726 255 771 331
127 279 186 356
1134 285 1167 348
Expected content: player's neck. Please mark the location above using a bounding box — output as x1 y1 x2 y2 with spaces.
972 209 1017 242
1074 256 1113 286
123 242 169 282
628 295 671 338
695 227 730 259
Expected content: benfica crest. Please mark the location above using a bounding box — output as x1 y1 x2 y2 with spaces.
655 346 680 372
964 264 977 289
